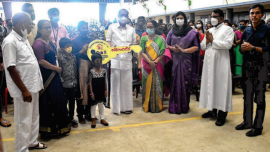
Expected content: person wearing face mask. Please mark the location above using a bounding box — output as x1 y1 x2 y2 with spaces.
195 20 205 34
22 3 37 46
205 22 213 30
58 38 78 128
48 8 69 49
89 53 109 128
199 9 234 126
72 21 94 123
106 9 136 115
136 16 146 37
188 21 195 29
2 12 47 151
195 20 206 77
140 20 166 113
167 11 200 114
234 20 246 75
32 20 70 138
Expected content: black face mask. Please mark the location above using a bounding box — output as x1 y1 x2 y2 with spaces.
80 30 88 36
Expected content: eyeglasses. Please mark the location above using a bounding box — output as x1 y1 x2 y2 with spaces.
250 11 261 15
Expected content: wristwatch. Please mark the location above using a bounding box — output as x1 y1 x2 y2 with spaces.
250 46 256 54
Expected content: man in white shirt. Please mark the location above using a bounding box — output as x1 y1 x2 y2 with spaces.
2 12 47 152
106 9 136 115
199 9 234 126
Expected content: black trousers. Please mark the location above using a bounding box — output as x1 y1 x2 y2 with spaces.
243 78 266 129
63 87 78 121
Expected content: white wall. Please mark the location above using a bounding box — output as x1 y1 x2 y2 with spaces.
122 0 257 19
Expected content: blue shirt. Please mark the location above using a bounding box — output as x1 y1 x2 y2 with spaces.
135 27 146 37
240 23 270 80
240 23 270 61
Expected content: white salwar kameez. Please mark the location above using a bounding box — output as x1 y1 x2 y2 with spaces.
199 23 234 112
106 23 136 114
2 30 43 152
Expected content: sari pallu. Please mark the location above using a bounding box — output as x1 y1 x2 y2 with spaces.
140 36 166 113
167 30 200 114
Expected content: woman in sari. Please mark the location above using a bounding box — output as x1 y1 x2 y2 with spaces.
32 20 70 138
140 20 166 113
234 20 245 75
167 11 200 114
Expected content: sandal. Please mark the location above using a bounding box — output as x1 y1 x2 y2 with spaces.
29 142 47 150
71 120 78 128
0 118 11 127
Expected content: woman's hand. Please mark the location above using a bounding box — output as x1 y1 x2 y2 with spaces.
105 92 108 98
149 61 156 69
91 94 95 100
170 46 179 53
175 44 184 53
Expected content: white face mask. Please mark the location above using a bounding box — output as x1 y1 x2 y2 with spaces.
119 16 127 24
176 19 184 26
191 26 195 29
197 24 202 28
211 18 219 26
21 23 28 39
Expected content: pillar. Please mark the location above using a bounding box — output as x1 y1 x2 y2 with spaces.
226 8 233 24
2 2 12 20
165 15 170 24
99 3 107 23
190 13 195 22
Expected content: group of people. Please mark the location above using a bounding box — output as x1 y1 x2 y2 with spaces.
0 2 269 152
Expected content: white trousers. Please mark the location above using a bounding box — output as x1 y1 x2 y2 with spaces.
91 103 105 120
14 93 39 152
111 69 133 114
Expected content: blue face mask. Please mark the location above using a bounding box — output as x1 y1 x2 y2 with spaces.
146 29 155 35
239 25 246 30
52 16 60 23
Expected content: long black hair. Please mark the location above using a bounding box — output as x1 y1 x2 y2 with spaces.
196 20 204 33
35 20 51 40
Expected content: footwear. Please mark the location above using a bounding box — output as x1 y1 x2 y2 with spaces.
100 119 109 126
201 110 217 118
71 120 78 128
0 118 11 127
215 111 227 126
78 117 86 124
29 142 47 150
246 128 262 137
91 118 96 128
235 122 252 130
113 113 119 116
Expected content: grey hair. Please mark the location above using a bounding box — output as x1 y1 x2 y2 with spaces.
12 12 30 26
